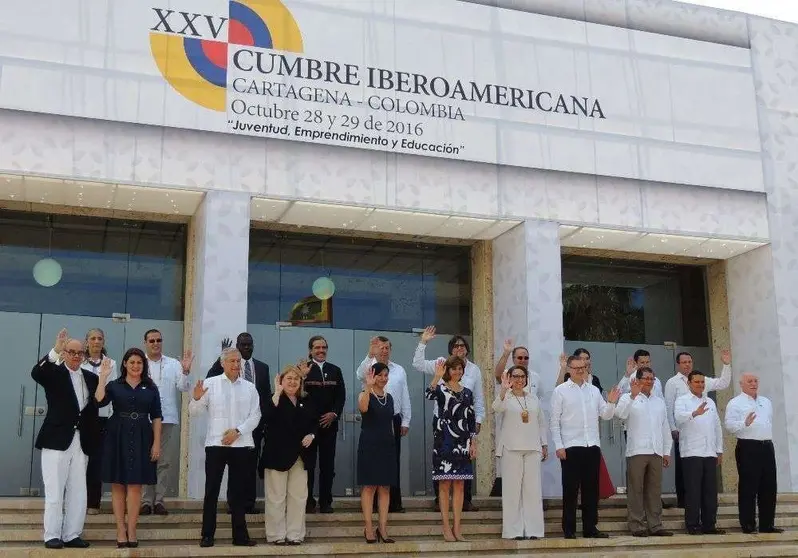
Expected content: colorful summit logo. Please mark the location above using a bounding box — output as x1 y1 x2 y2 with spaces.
149 0 303 111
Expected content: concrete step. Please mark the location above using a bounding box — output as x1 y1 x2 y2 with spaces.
1 515 795 543
2 532 798 557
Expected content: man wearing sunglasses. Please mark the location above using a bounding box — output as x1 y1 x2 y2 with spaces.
141 329 194 516
491 340 542 497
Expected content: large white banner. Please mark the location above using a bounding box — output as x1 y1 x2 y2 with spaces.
0 0 763 189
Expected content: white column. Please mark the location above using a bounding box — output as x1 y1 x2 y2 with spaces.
493 219 564 498
184 190 251 498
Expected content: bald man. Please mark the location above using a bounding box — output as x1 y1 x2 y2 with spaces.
724 373 782 534
32 329 99 549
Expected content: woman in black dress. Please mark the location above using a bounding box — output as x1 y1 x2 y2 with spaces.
95 348 163 548
357 362 397 544
426 356 477 542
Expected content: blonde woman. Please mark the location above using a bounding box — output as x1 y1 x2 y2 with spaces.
493 365 548 540
260 366 316 546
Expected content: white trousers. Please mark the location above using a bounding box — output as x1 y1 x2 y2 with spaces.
41 432 88 542
501 449 544 539
265 458 308 542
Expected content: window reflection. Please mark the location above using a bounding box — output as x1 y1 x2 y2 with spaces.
0 211 186 320
561 255 709 346
248 230 471 334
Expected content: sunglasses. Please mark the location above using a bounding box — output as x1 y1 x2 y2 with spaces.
516 356 530 361
147 339 163 344
510 375 526 379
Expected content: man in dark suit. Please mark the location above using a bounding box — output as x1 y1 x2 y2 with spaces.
206 332 270 514
303 335 346 514
32 328 99 550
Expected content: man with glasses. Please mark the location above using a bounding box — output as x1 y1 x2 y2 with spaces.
551 356 620 539
32 328 98 549
141 329 193 515
207 332 271 514
415 326 485 512
491 340 542 497
614 367 673 537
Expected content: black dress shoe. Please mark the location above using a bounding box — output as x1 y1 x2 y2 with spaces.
273 540 287 546
233 539 257 547
564 532 577 539
286 540 302 546
527 536 539 540
462 501 479 512
760 527 785 533
584 530 609 539
434 501 440 512
649 530 673 537
153 503 169 516
199 537 214 547
632 530 649 537
490 477 502 497
44 539 64 549
687 528 701 535
245 506 263 514
513 536 525 540
140 504 152 515
305 502 316 514
320 504 333 514
63 537 90 548
388 506 406 513
703 528 726 535
742 527 758 534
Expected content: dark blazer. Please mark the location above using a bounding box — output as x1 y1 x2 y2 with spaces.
206 357 271 435
303 361 346 432
259 393 317 472
31 355 99 454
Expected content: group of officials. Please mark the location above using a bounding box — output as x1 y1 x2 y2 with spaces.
31 324 782 549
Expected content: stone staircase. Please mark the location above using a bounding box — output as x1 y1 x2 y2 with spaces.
1 494 797 557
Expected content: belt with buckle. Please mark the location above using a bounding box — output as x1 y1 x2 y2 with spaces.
119 412 147 420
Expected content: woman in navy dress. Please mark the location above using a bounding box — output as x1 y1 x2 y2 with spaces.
426 355 477 542
95 348 162 548
357 362 397 544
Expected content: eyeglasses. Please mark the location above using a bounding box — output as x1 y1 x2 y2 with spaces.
64 349 83 357
453 343 467 348
147 339 163 344
510 375 526 379
516 356 529 361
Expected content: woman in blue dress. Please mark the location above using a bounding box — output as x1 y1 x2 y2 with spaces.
95 348 162 548
425 355 478 542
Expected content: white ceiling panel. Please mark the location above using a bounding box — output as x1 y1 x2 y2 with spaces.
22 176 67 205
559 225 580 239
354 208 448 235
113 185 203 215
684 238 765 259
251 198 291 222
473 219 521 240
623 233 707 256
280 201 373 229
0 175 25 201
561 227 644 250
430 216 496 238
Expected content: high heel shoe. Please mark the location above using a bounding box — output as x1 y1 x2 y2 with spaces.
363 529 377 544
376 528 395 543
454 532 467 542
116 541 128 548
443 531 456 542
127 541 139 548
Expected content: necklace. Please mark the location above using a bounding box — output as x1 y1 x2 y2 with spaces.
372 389 388 406
513 392 529 423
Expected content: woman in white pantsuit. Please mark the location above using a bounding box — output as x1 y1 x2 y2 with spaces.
493 365 548 540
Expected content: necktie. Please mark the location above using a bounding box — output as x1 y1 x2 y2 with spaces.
244 360 253 383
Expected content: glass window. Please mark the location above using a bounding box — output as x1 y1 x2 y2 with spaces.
248 230 471 334
0 210 186 320
561 255 709 346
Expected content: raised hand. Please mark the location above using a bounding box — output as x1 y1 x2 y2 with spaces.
559 353 567 368
721 349 731 365
192 380 208 401
500 371 512 390
221 337 232 351
630 377 641 398
503 338 513 353
433 360 446 382
181 350 194 374
54 328 68 353
365 370 377 388
693 401 709 417
274 374 283 395
99 357 113 379
421 325 436 344
625 357 636 377
607 386 621 404
745 411 756 427
368 337 381 358
297 359 310 378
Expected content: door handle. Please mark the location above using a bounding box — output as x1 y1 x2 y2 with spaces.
17 385 24 437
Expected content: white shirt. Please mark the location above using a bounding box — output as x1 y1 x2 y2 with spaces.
188 373 262 448
664 365 731 431
413 343 486 424
494 369 543 439
82 357 118 418
147 355 190 424
48 348 88 410
550 379 615 451
725 392 773 441
614 392 672 458
356 356 411 427
618 374 663 399
492 390 547 456
674 392 723 458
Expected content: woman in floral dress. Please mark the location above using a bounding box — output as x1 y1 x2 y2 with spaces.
425 356 477 542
